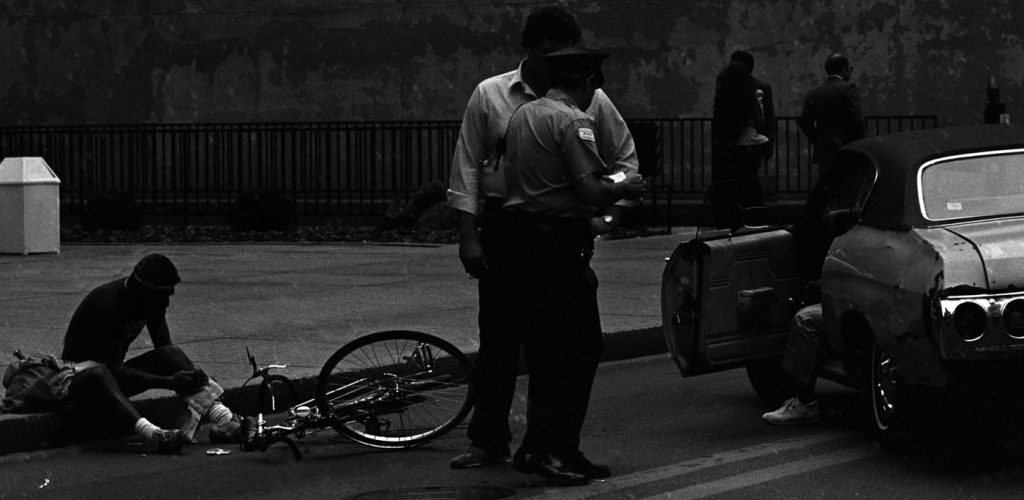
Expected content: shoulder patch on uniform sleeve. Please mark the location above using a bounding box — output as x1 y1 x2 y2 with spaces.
577 127 596 142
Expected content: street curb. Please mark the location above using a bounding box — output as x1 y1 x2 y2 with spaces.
602 327 666 363
0 326 667 456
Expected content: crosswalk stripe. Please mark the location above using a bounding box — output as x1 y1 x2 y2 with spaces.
531 430 859 499
641 446 880 499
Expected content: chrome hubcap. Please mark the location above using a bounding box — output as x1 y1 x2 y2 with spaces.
872 347 898 429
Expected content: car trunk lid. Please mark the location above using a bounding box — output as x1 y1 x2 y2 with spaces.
943 218 1024 290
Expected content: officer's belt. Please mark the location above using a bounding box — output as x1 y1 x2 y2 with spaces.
505 210 592 241
482 197 505 214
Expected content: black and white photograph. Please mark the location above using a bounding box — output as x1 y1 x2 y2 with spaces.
2 1 1024 498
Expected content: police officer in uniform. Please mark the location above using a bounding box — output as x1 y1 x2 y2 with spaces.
503 47 645 486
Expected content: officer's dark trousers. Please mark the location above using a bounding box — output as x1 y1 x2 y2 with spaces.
507 214 604 459
465 199 519 455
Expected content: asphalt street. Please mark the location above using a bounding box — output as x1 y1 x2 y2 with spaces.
5 355 1024 499
7 232 1024 499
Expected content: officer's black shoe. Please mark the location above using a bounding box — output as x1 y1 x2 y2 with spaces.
512 449 590 486
557 452 611 479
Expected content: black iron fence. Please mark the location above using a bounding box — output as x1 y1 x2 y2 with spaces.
0 115 937 226
630 115 938 193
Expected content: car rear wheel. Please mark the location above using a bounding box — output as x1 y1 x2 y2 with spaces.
869 342 899 432
867 340 926 448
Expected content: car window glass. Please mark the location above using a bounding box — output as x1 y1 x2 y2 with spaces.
920 151 1024 220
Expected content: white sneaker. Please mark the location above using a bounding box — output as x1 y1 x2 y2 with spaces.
762 397 821 425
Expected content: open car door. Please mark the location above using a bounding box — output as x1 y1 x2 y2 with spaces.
661 179 807 377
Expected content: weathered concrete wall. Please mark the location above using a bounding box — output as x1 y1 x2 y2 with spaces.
0 0 1019 126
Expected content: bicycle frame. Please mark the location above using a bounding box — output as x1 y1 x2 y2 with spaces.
237 332 474 459
240 399 326 460
242 347 295 413
239 360 445 459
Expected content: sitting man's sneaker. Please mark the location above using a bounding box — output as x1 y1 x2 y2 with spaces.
558 452 611 479
512 450 589 486
450 446 510 469
209 415 256 444
152 429 187 454
762 397 821 425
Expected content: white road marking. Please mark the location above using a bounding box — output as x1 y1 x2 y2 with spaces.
529 431 866 500
642 446 880 499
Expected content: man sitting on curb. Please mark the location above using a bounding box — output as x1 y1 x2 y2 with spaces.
62 253 249 454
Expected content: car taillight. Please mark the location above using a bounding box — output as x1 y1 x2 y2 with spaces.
1003 300 1024 338
670 273 694 325
953 302 987 341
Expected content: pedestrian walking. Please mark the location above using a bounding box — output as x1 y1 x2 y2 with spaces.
731 50 777 157
797 52 865 177
710 52 773 226
794 53 866 274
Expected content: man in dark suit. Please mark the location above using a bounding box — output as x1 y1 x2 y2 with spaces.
797 53 865 175
793 53 866 269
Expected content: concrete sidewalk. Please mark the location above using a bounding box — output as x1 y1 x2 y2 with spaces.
0 230 692 455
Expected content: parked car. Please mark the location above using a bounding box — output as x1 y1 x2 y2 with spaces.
661 124 1024 443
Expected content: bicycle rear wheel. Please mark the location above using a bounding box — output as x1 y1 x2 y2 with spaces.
314 330 474 449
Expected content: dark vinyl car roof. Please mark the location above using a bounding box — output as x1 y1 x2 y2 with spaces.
840 124 1024 229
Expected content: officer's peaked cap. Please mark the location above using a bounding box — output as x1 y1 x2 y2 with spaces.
544 47 609 87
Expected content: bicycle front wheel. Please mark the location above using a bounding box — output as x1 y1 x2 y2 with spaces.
257 374 297 414
314 330 474 449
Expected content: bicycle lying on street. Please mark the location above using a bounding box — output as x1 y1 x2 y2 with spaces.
237 330 475 460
